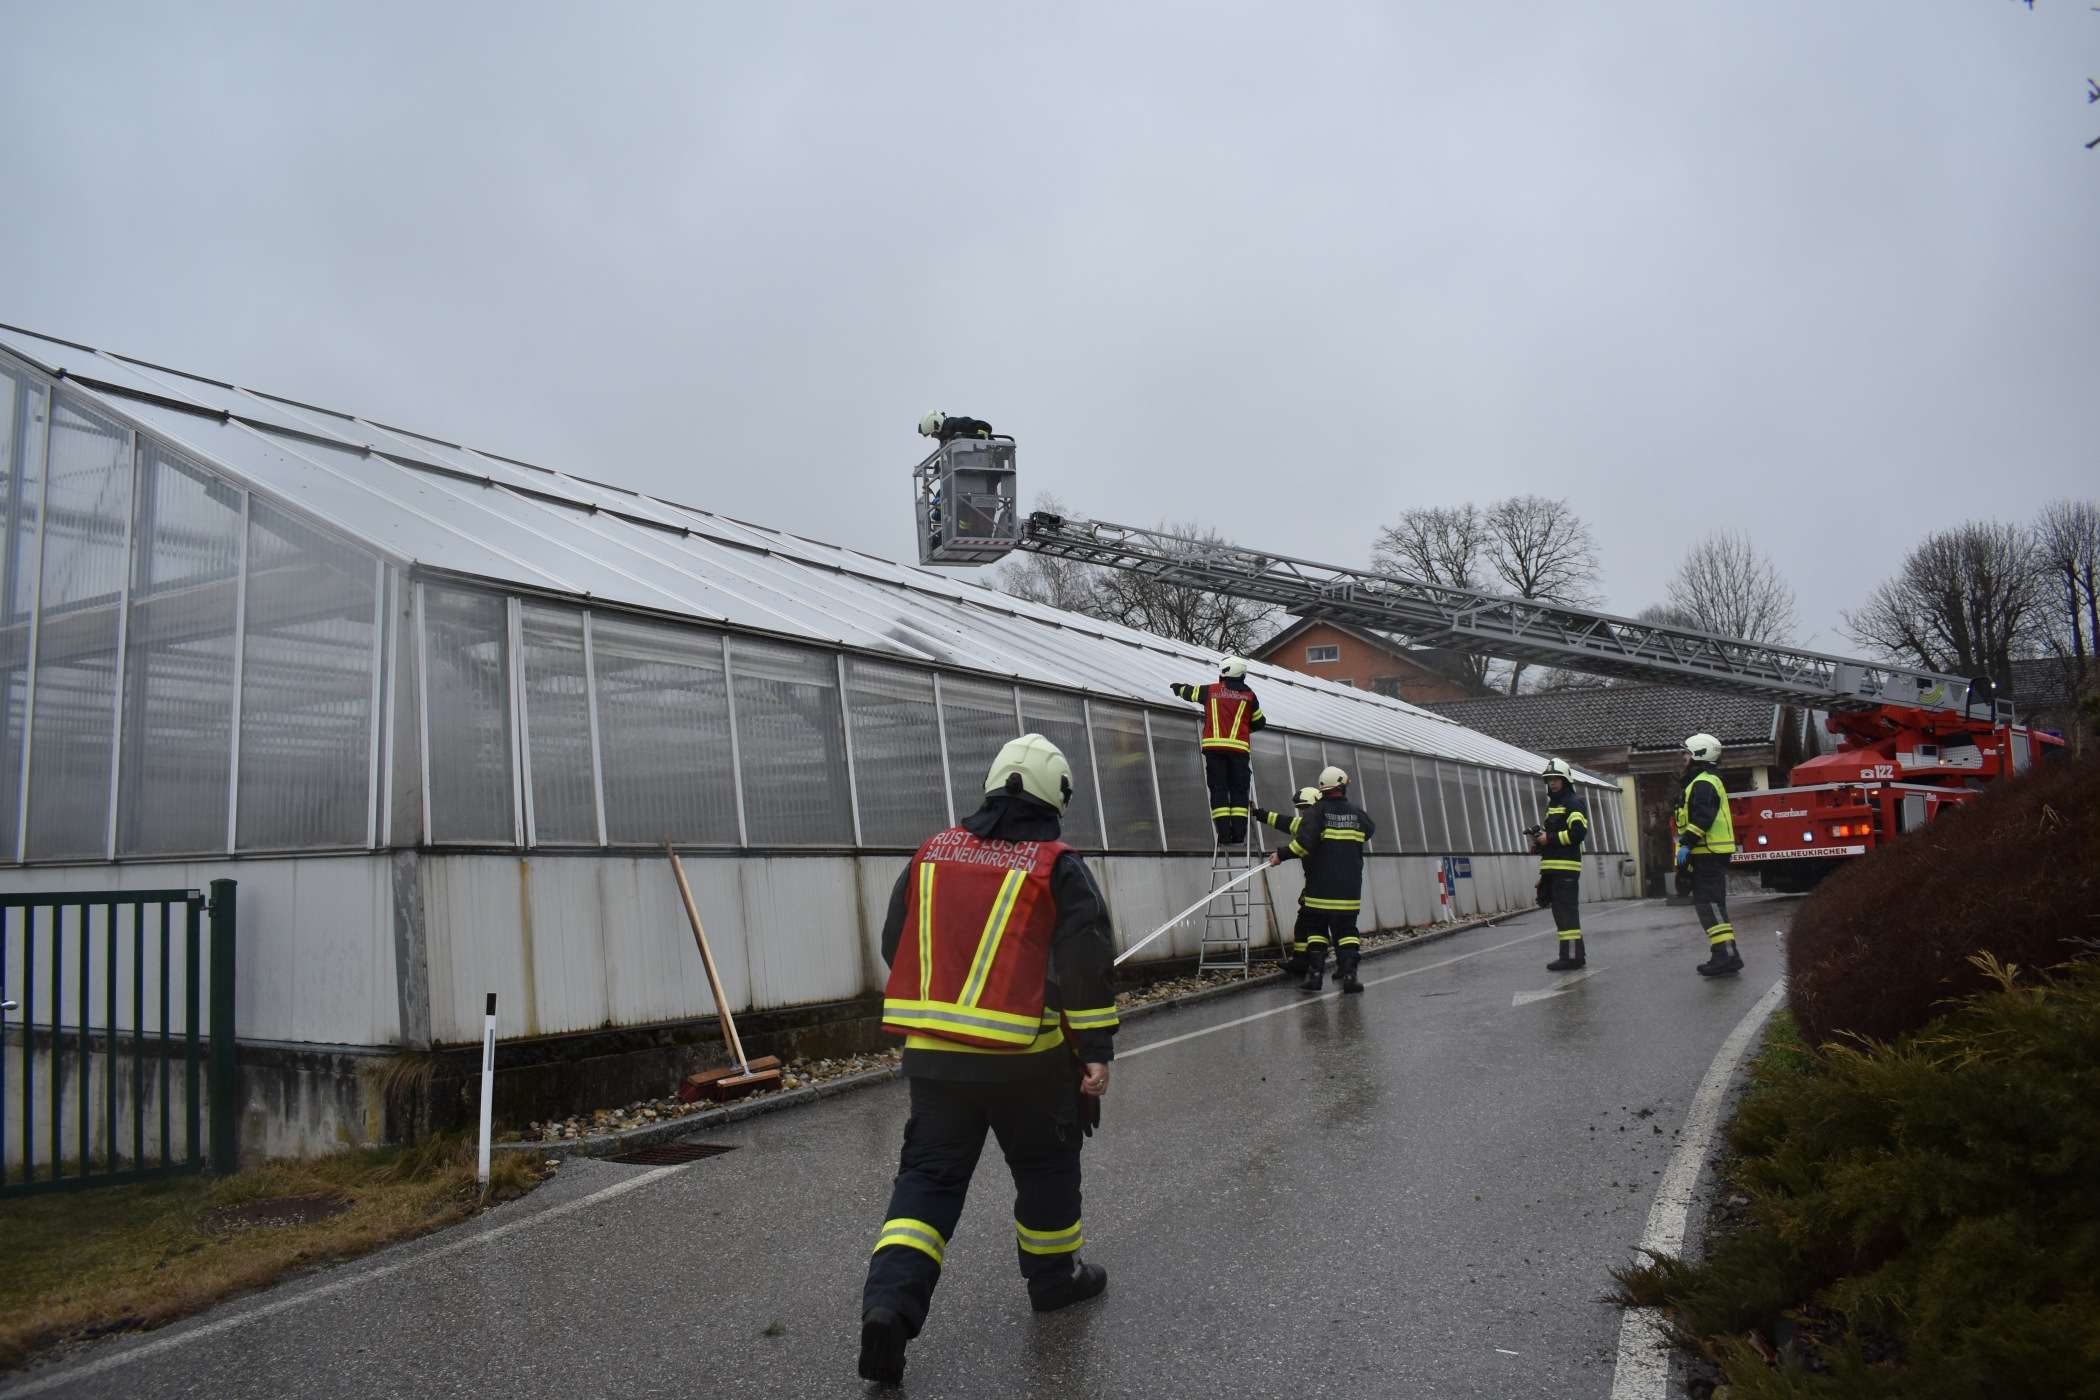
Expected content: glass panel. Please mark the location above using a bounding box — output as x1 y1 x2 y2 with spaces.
1250 730 1293 847
846 658 948 846
521 604 595 844
939 676 1018 824
0 373 46 858
1087 702 1159 850
1018 687 1102 850
387 567 423 846
1438 762 1473 849
421 585 512 844
729 637 851 845
1459 766 1489 852
592 615 737 845
1287 735 1324 794
236 503 377 849
118 445 241 855
1413 756 1450 850
1358 751 1400 850
1149 710 1212 852
26 397 131 859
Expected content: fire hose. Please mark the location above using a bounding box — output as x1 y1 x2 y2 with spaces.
1112 861 1271 967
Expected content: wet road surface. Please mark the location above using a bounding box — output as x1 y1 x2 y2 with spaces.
4 895 1791 1400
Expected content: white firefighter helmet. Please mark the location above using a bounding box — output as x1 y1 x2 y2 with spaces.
1540 757 1573 783
1218 656 1250 679
1316 765 1349 791
1294 785 1321 807
984 733 1074 811
1683 732 1723 764
917 410 946 438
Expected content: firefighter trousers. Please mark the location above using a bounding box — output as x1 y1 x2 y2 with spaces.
1689 854 1734 946
1546 871 1582 947
1301 907 1362 979
1203 750 1251 845
1280 902 1321 972
863 1068 1085 1335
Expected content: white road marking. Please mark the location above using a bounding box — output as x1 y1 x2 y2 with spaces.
1607 977 1788 1400
0 1164 687 1398
1120 927 1555 1060
1512 969 1596 1006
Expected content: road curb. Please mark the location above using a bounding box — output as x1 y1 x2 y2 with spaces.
499 908 1532 1162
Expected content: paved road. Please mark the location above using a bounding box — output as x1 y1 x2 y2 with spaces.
5 895 1792 1400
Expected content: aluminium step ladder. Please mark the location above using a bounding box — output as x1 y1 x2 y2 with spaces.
1197 785 1259 976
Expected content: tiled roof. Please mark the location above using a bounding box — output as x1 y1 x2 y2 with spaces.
2009 655 2088 710
1425 684 1779 755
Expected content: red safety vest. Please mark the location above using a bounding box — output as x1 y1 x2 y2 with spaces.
882 829 1068 1049
1200 683 1256 753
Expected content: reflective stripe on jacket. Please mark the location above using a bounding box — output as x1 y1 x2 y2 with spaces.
1285 796 1376 912
1538 790 1588 874
883 829 1067 1049
1676 769 1737 855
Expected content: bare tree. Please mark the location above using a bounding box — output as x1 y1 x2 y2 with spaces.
993 497 1278 650
1664 530 1799 643
1371 505 1494 688
1842 521 2042 692
1482 495 1603 694
2034 499 2100 690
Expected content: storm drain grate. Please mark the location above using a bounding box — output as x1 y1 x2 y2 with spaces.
606 1142 739 1166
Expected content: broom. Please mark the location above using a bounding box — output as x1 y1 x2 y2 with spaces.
665 842 783 1103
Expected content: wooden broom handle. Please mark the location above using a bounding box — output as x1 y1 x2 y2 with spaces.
665 843 751 1071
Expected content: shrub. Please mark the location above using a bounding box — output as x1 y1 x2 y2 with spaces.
1786 753 2098 1048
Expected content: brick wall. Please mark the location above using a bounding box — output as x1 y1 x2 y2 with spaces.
1255 622 1479 703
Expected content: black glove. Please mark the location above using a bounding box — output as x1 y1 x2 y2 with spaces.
1535 873 1553 909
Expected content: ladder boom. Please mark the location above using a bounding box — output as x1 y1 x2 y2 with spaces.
1020 512 1999 718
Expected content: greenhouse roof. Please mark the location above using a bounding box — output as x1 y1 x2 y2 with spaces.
0 322 1603 783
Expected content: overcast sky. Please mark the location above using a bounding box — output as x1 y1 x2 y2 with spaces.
4 1 2095 651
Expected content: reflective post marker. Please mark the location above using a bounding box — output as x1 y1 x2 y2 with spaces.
476 993 497 1187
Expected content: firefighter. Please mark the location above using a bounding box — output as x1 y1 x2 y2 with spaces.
1252 785 1322 975
858 734 1119 1387
1532 758 1589 971
1169 657 1267 844
1676 732 1744 977
917 410 996 444
1266 766 1375 993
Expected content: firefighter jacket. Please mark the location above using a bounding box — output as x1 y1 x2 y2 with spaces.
1168 680 1266 753
880 794 1119 1082
1676 764 1737 856
1537 787 1589 874
1284 795 1376 912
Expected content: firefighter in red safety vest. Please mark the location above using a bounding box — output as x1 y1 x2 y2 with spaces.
1532 758 1590 972
1252 785 1322 976
858 734 1120 1387
1265 766 1375 993
1170 657 1267 844
1676 732 1744 978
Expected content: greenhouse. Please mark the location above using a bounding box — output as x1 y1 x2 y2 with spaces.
0 323 1632 1159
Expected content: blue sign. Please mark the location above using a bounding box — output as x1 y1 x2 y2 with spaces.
1449 857 1472 880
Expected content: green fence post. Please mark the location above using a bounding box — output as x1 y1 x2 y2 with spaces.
207 880 238 1176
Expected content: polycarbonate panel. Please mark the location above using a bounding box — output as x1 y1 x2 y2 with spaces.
0 371 45 858
845 658 949 846
1018 688 1102 850
118 445 241 854
592 615 736 845
728 637 851 845
1287 735 1325 794
520 604 596 844
1384 754 1429 851
387 567 423 846
232 503 377 849
1250 730 1293 831
1460 766 1493 852
1087 703 1159 850
939 676 1018 824
1149 711 1213 852
1411 757 1450 849
1437 763 1475 850
421 585 512 844
26 396 131 858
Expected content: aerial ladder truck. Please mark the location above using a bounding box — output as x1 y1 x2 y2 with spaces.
910 435 2062 892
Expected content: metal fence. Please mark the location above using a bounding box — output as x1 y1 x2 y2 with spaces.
0 879 236 1196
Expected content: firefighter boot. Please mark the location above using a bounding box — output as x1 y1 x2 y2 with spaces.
857 1308 909 1386
1300 947 1327 993
1546 936 1583 973
1029 1257 1109 1313
1695 939 1744 977
1338 951 1364 995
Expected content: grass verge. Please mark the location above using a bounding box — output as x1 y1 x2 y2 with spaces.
1613 956 2100 1400
0 1135 547 1373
